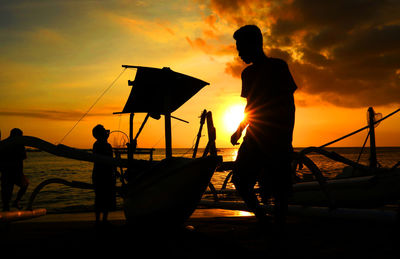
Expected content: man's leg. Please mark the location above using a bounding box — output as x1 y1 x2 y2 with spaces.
1 180 14 211
232 141 267 220
233 175 266 218
271 157 293 227
13 186 27 209
13 175 29 209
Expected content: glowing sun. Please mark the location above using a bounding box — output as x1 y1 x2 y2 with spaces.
223 104 246 133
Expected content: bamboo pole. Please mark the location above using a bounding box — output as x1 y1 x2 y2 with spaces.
368 107 377 168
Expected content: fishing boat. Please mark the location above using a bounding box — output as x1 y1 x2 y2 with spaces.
116 65 222 226
0 65 222 225
290 107 400 209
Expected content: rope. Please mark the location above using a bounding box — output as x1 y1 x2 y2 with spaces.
356 131 370 164
58 68 127 144
320 108 400 148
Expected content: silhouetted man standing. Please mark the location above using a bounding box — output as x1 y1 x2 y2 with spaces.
231 25 296 228
0 128 29 211
92 124 116 226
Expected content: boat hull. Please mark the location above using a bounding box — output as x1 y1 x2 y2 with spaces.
291 169 400 208
123 156 221 226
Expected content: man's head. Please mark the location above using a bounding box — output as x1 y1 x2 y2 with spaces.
233 25 264 64
10 128 23 137
92 124 109 141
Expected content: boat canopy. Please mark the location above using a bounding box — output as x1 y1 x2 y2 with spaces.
117 66 209 117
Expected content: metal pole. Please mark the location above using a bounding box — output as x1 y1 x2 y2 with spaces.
165 113 172 158
128 113 134 163
368 107 377 168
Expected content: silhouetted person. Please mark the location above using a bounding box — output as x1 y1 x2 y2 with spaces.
0 128 29 211
230 25 296 228
92 124 116 226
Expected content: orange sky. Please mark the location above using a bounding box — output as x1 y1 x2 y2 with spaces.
0 0 399 149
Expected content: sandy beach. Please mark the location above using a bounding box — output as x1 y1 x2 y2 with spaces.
1 208 398 258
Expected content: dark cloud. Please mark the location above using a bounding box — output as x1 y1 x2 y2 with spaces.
196 0 400 107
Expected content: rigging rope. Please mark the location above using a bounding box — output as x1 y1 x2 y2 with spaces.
320 108 400 148
356 131 370 164
58 68 127 144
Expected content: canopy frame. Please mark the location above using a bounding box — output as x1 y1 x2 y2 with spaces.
114 65 209 162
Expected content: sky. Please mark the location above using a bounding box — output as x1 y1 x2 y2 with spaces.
0 0 399 149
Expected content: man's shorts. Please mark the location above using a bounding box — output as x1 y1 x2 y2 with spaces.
232 136 293 197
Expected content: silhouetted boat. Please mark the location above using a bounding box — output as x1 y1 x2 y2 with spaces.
115 65 221 226
290 148 400 209
0 66 222 225
288 107 400 209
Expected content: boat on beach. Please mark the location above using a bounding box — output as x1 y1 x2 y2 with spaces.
290 150 400 209
0 65 222 225
290 107 400 210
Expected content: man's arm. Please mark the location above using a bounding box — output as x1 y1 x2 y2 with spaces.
231 66 250 145
231 118 248 145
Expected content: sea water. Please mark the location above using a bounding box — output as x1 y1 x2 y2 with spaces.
2 147 399 213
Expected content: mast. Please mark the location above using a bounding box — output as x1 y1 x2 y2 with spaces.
165 113 172 158
128 113 134 163
368 107 377 168
163 86 172 159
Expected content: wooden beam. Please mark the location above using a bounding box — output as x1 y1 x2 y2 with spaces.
128 113 135 162
368 107 377 168
193 110 207 158
165 113 172 158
